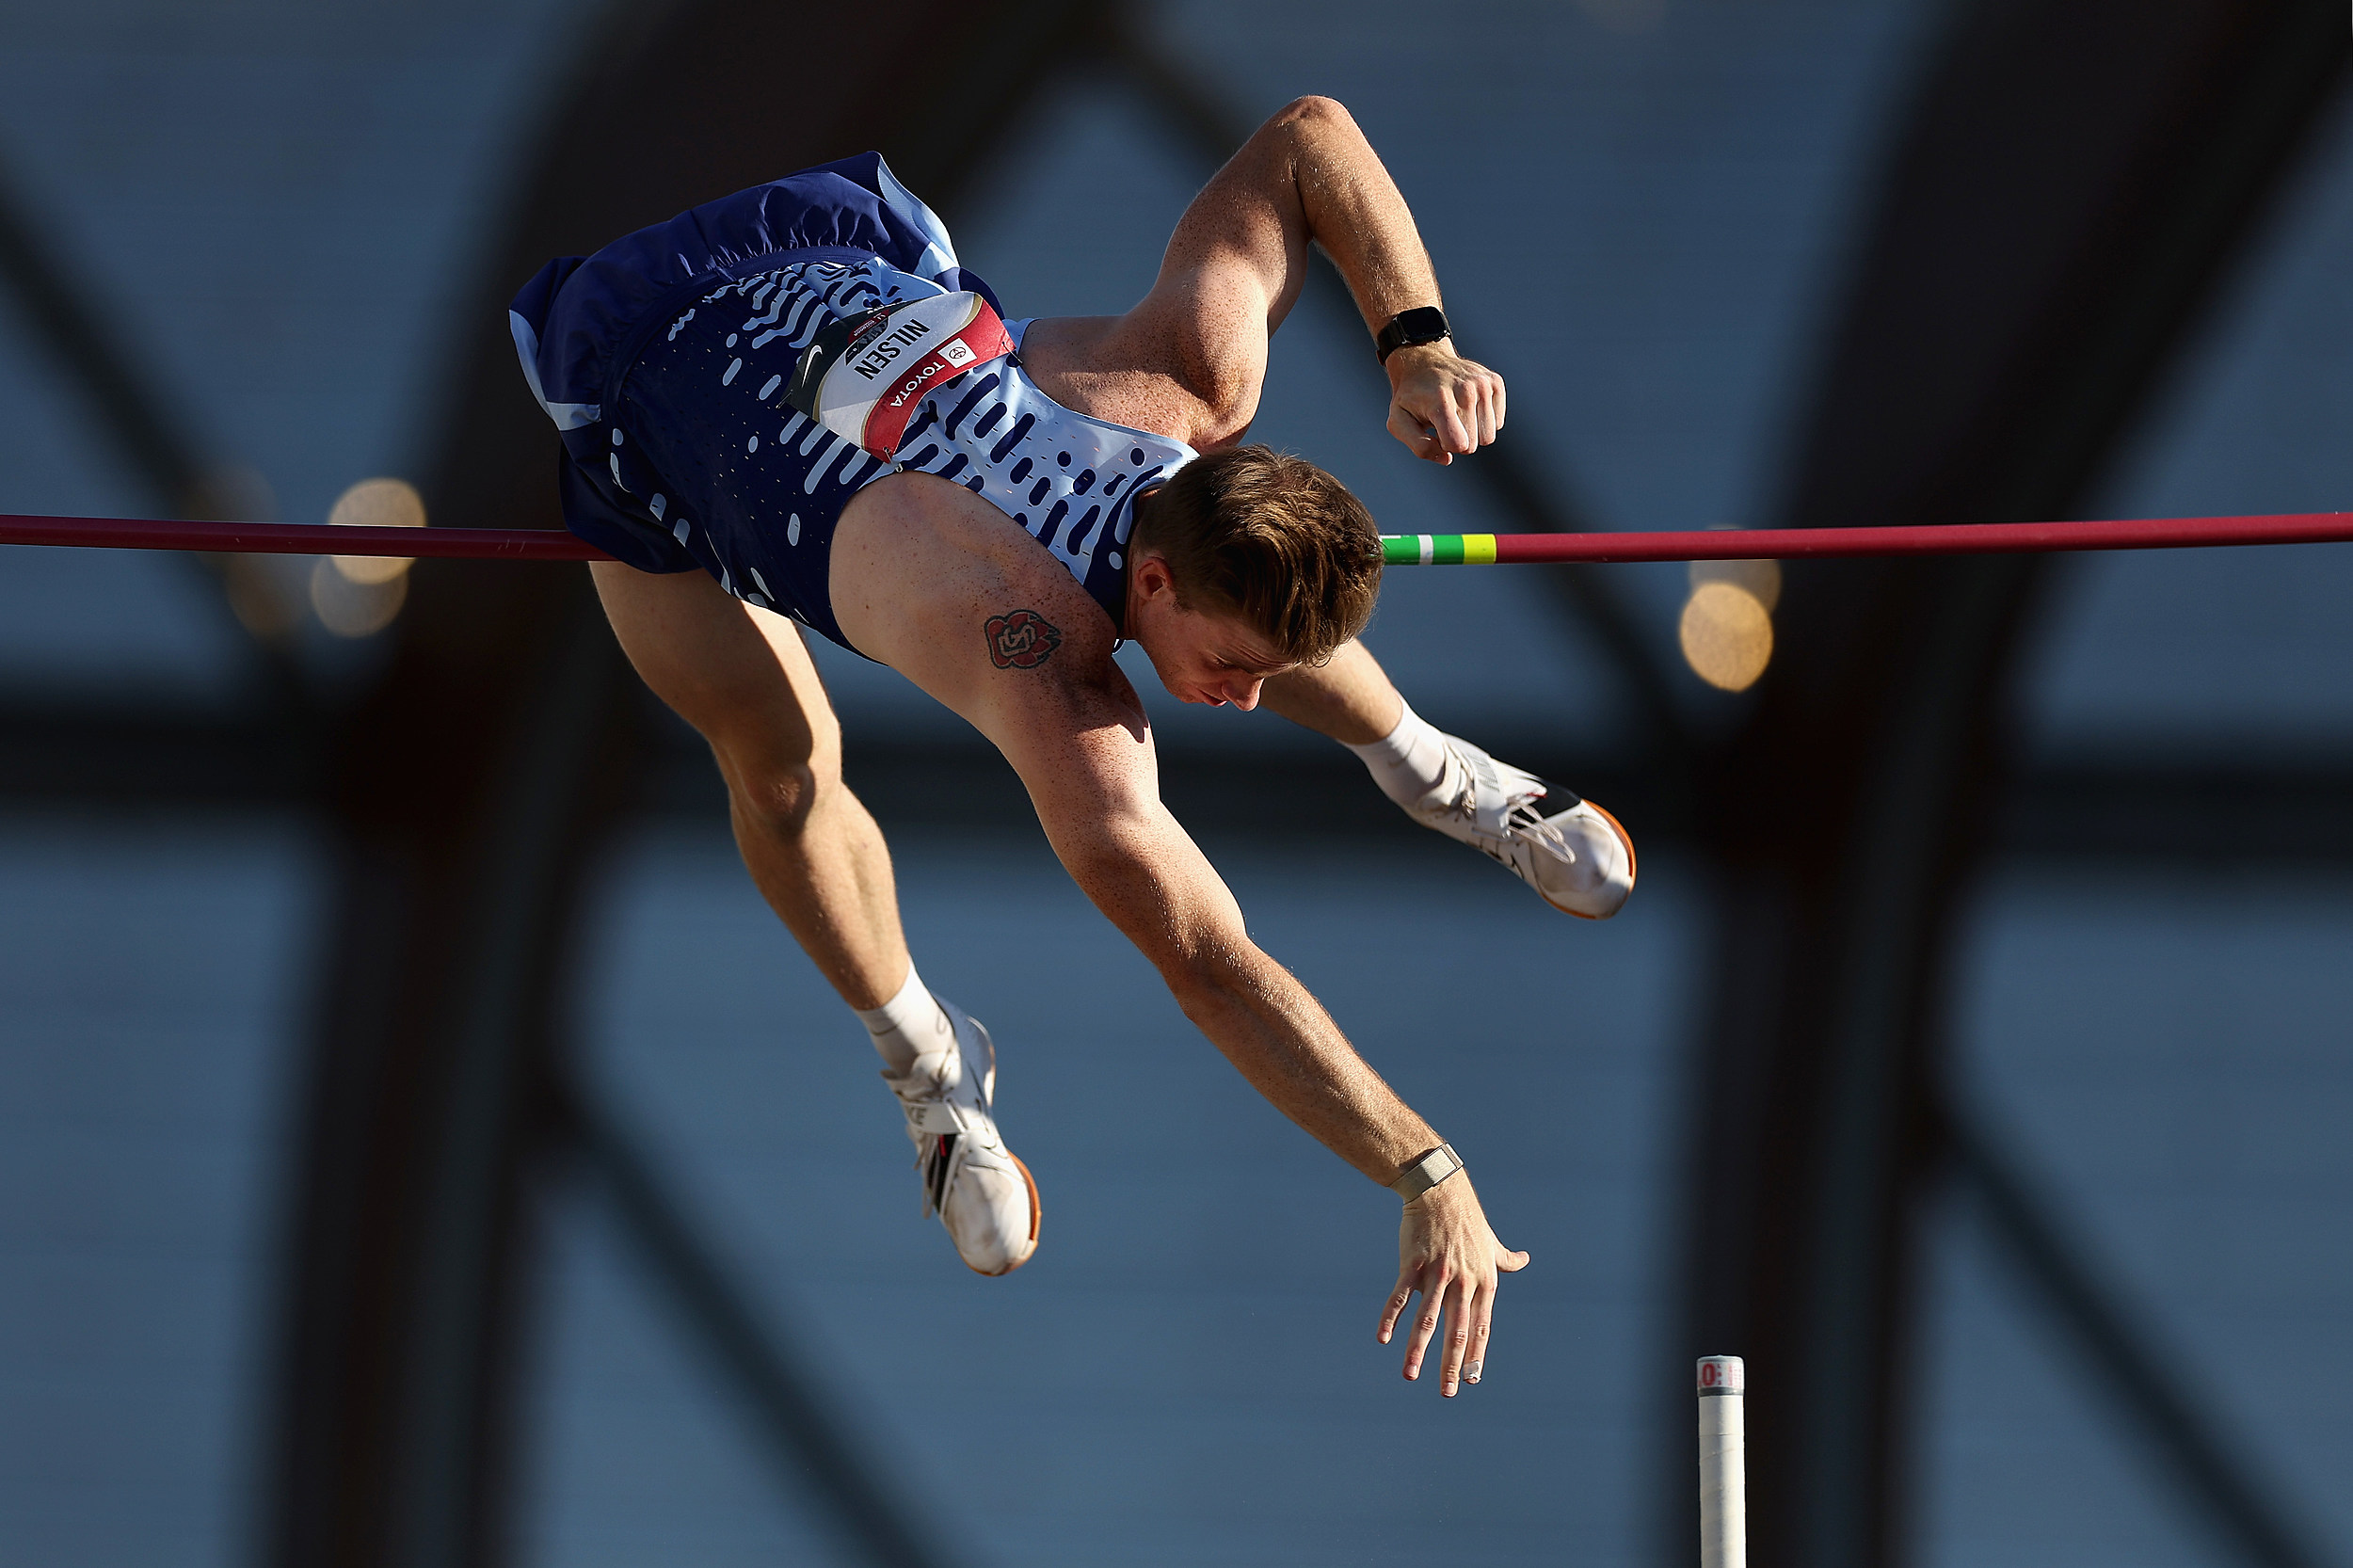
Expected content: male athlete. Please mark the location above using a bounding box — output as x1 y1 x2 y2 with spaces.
511 98 1633 1398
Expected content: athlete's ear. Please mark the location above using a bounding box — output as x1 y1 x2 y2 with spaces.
1130 553 1176 604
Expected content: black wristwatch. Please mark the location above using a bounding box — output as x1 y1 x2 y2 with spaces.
1375 305 1450 364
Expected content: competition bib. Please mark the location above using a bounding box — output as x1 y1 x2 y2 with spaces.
784 291 1016 459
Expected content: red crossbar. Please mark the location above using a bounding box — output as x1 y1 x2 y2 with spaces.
2 509 2351 563
1483 511 2353 563
0 514 608 560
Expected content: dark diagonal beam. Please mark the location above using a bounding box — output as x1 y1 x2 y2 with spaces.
0 153 204 505
1942 1099 2335 1568
1673 5 2349 1568
0 149 311 700
562 1078 953 1568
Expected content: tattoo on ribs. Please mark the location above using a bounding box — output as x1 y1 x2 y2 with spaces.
984 608 1063 669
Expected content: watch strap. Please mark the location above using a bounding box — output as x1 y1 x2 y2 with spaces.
1388 1142 1465 1202
1375 306 1450 364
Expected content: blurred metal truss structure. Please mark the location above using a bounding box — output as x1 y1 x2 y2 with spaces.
0 2 2350 1566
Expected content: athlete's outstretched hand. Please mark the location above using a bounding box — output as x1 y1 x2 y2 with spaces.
1385 342 1507 465
1379 1175 1529 1396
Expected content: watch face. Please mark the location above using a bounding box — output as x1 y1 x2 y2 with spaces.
1396 307 1449 342
1380 306 1451 360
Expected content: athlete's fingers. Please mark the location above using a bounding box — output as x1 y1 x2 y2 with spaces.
1452 382 1490 454
1464 1282 1496 1386
1467 382 1497 449
1492 373 1507 435
1401 1264 1452 1381
1385 399 1429 452
1429 389 1476 455
1387 401 1451 464
1497 1242 1531 1272
1377 1269 1419 1345
1437 1272 1481 1397
1406 381 1472 456
1476 374 1502 447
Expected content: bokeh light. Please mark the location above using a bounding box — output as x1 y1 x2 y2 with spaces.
220 555 302 637
310 554 408 637
326 477 425 586
1679 580 1774 691
1690 555 1782 612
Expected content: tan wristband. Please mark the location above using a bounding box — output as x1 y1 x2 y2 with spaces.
1389 1142 1465 1202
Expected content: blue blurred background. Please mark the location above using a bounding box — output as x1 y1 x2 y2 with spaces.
2 3 2350 1567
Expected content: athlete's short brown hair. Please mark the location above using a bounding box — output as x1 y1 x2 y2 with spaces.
1131 445 1383 664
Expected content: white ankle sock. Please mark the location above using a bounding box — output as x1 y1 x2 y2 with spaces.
1343 699 1452 809
855 963 952 1075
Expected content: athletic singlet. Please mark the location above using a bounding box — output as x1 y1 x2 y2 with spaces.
509 157 1197 652
895 312 1199 608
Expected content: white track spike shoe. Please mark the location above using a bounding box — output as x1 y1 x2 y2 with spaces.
880 998 1039 1275
1406 732 1637 920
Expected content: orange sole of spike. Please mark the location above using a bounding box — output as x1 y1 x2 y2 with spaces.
966 1152 1042 1276
1559 800 1637 921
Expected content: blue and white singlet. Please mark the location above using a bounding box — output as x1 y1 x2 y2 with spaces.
508 154 1197 652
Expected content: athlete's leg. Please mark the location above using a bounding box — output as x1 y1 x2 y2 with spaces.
590 559 907 1008
1262 637 1637 920
590 560 1040 1272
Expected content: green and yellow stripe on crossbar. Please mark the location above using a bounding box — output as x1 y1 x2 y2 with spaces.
1382 534 1497 566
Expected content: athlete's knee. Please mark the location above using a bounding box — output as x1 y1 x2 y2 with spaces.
726 751 842 840
714 720 844 841
734 760 816 830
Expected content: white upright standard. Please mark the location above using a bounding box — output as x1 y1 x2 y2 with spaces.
1698 1355 1746 1568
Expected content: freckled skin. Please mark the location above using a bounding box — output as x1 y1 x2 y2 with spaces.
597 97 1522 1396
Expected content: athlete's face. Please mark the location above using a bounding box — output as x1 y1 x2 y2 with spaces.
1125 553 1299 710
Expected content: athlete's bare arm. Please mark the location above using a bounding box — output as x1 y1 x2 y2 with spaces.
833 474 1527 1395
1021 95 1505 463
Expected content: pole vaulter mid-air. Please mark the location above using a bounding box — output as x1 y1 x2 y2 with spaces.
503 98 1570 1401
8 98 2351 1404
